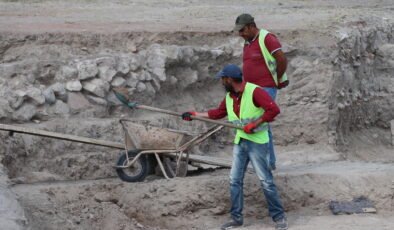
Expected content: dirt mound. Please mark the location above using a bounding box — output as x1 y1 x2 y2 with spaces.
10 161 394 229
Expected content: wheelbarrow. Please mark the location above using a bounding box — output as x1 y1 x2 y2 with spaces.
114 119 225 182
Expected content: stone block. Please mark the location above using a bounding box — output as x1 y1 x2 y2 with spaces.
43 88 56 105
391 120 394 146
82 78 110 98
26 87 45 105
98 66 117 82
12 104 37 121
66 80 83 92
77 60 98 80
67 92 91 112
117 57 130 75
111 77 126 87
55 65 78 81
50 83 68 102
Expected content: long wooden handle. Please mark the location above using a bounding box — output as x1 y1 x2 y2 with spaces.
135 105 242 130
0 124 124 149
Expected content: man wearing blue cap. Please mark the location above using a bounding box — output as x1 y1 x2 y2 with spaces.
182 64 288 230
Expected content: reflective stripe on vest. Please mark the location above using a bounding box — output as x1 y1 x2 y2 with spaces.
226 82 269 144
258 29 288 86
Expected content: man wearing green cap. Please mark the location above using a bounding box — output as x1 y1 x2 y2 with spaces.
234 13 289 172
182 64 288 230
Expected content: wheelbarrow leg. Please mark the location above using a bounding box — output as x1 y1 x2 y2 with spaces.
154 153 170 180
175 151 189 176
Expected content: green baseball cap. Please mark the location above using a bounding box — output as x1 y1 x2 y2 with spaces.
233 13 255 32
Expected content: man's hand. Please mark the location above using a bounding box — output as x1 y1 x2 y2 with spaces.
278 80 289 89
182 111 196 121
243 122 258 134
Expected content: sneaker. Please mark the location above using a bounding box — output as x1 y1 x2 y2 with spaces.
220 220 243 230
275 217 288 230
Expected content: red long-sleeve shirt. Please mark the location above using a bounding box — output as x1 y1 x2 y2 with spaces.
243 33 282 88
207 85 280 122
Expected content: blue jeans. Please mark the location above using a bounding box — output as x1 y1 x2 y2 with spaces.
262 87 277 170
229 138 285 223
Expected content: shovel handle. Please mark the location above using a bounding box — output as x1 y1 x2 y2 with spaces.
136 105 242 130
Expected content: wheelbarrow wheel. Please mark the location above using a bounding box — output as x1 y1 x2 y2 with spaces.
116 150 148 182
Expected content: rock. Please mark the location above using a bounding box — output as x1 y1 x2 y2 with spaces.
77 60 98 80
180 46 195 64
150 67 166 82
145 82 156 96
52 100 70 115
55 65 78 81
376 44 394 67
95 56 116 67
26 87 45 105
36 61 59 83
169 76 178 84
282 43 298 55
117 57 131 75
50 83 68 102
13 104 37 121
98 66 117 82
210 49 224 59
0 62 20 79
67 92 91 112
0 99 12 119
391 120 394 146
66 80 83 92
111 77 126 87
43 88 56 105
178 67 198 87
106 91 123 105
137 70 151 81
9 90 26 109
151 77 161 91
164 45 181 61
129 55 143 71
337 103 345 110
86 95 108 106
126 41 138 53
94 192 116 203
126 73 139 88
210 206 226 215
82 78 110 98
136 82 146 92
290 57 313 75
146 44 166 69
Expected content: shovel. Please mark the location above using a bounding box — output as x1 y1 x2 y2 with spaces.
113 87 242 130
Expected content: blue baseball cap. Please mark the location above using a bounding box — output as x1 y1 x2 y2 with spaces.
215 64 243 79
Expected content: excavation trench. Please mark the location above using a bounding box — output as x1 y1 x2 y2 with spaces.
0 20 393 229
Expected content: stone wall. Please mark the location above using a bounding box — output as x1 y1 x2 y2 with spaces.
328 19 394 149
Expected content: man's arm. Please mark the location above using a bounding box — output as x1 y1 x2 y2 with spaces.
252 88 280 126
265 33 287 81
206 99 227 119
272 49 287 81
182 98 227 121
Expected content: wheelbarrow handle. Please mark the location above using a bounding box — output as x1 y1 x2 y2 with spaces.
135 104 243 130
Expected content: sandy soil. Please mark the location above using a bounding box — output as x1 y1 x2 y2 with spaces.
0 0 393 33
0 1 394 230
